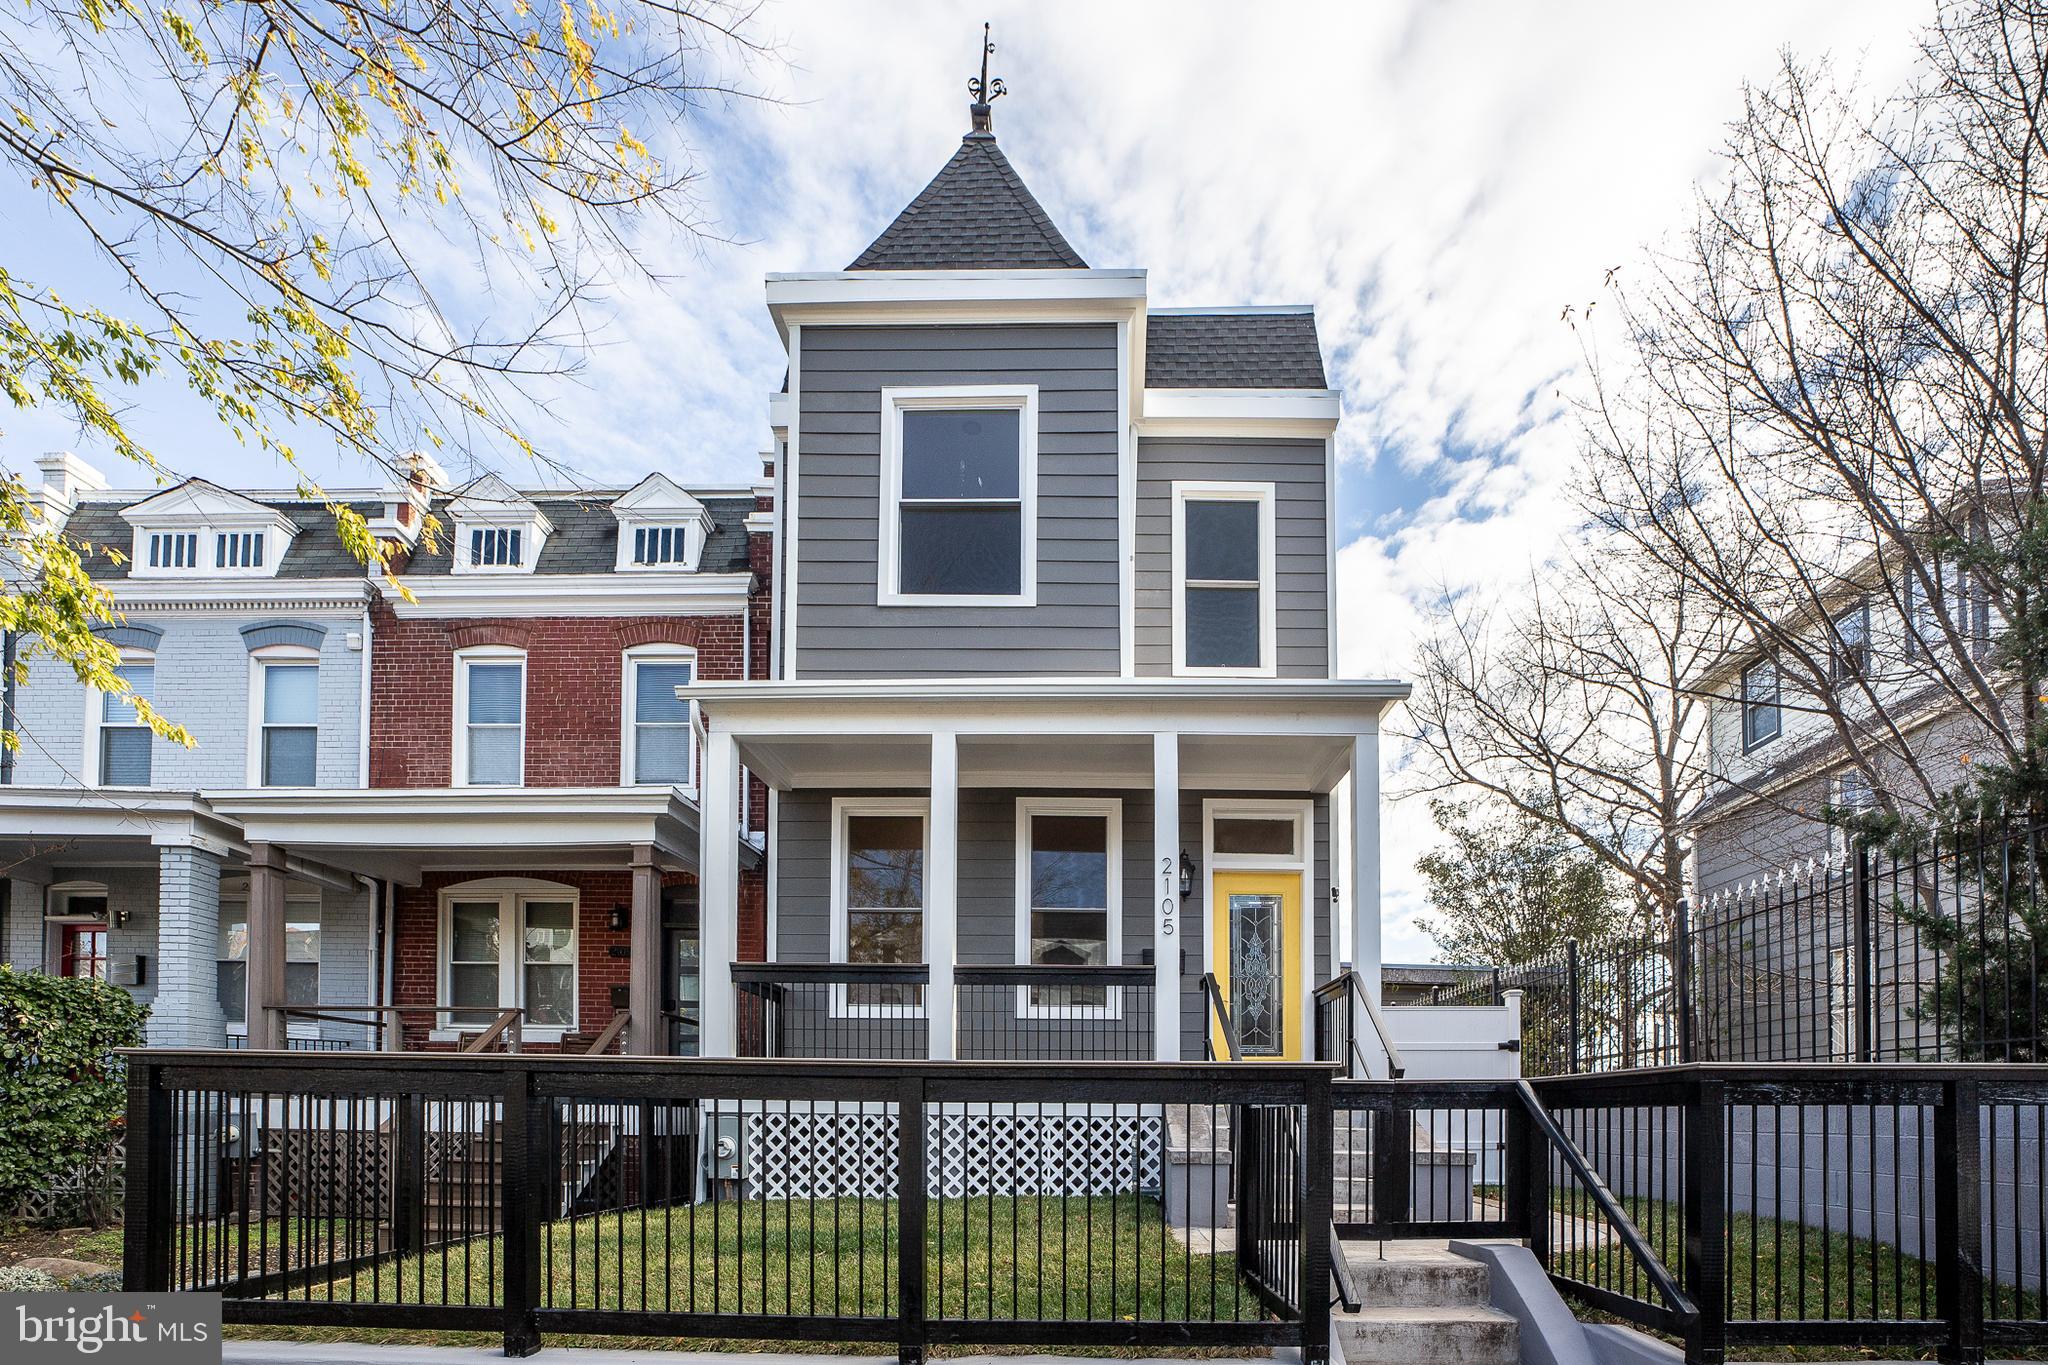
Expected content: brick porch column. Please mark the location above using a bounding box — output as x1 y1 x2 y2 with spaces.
153 847 225 1047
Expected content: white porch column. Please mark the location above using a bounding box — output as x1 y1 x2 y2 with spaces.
926 731 959 1060
1152 732 1182 1061
698 726 740 1058
1349 729 1383 1005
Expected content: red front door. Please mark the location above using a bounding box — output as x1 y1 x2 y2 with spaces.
60 924 108 980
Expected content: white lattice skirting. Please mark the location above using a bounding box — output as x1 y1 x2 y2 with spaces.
747 1107 1165 1200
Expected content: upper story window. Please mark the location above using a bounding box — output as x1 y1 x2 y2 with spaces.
254 651 319 787
1173 482 1276 676
96 656 155 786
469 527 523 568
1740 658 1781 752
455 649 525 786
878 387 1038 605
632 527 689 566
623 647 695 787
1830 602 1870 683
1905 562 1990 659
216 532 265 570
611 473 713 572
1017 799 1121 1014
148 532 198 570
832 798 927 1012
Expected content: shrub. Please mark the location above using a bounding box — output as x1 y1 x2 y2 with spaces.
0 967 148 1224
0 1265 62 1292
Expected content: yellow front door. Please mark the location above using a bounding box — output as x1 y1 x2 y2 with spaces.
1210 870 1304 1060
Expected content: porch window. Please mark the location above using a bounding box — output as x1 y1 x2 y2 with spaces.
880 388 1037 604
438 883 579 1034
834 801 926 1010
216 887 321 1025
97 659 155 786
624 648 695 786
1740 658 1780 751
457 651 525 785
1017 799 1121 1013
1173 483 1275 675
258 658 319 786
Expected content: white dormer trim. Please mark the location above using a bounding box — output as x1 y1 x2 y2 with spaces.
447 473 551 576
120 479 299 579
610 474 714 572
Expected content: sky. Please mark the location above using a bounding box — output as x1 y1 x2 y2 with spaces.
0 0 1933 962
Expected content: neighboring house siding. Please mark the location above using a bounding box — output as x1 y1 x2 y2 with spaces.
10 612 364 789
792 323 1122 678
367 608 746 787
1135 438 1330 678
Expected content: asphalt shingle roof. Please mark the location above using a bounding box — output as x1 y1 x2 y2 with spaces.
850 132 1086 271
1145 312 1328 389
406 495 755 577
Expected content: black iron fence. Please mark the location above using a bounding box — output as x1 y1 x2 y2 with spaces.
1434 816 2048 1073
122 1050 1328 1361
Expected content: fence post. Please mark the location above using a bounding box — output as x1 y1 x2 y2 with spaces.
500 1067 543 1358
1674 899 1696 1065
1682 1075 1726 1365
897 1074 928 1365
1299 1071 1333 1364
1935 1077 1985 1365
1852 845 1875 1062
1566 939 1583 1074
1507 1090 1550 1265
122 1056 172 1292
390 1093 426 1257
1372 1107 1412 1226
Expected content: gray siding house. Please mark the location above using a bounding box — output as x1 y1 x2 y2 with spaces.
686 97 1404 1069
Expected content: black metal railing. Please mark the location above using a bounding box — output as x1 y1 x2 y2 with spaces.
1201 972 1240 1062
733 963 929 1060
1312 970 1405 1078
121 1049 1330 1361
955 965 1154 1061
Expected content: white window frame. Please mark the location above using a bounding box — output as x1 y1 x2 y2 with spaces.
246 644 321 787
1171 481 1278 678
1740 658 1781 752
1013 796 1123 1021
432 877 579 1043
84 649 157 789
42 881 110 980
619 644 698 789
829 795 931 1019
452 646 526 787
877 385 1039 607
217 879 323 1040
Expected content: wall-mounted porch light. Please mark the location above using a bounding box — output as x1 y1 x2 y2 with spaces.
608 904 629 933
1178 851 1195 899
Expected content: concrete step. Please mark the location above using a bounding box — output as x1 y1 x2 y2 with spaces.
1340 1245 1491 1307
1336 1304 1520 1365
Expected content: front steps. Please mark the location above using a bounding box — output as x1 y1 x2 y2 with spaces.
1335 1242 1520 1365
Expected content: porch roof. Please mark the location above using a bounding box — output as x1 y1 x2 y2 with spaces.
680 676 1408 793
0 786 244 856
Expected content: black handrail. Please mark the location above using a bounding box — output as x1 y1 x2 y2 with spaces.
1312 970 1405 1078
1201 972 1241 1061
730 961 931 984
954 963 1153 986
1511 1079 1696 1325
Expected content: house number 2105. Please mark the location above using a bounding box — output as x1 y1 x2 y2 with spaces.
1159 856 1177 937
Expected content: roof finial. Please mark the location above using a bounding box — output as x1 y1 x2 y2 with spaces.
967 22 1005 135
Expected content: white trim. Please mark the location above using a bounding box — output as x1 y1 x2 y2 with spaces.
380 572 750 618
782 326 802 681
877 385 1040 607
81 579 373 612
620 645 698 790
1139 389 1340 440
828 795 931 1018
1013 796 1123 1021
1171 481 1278 678
765 269 1147 340
246 644 321 788
446 473 552 577
434 876 578 1041
451 646 526 787
611 474 714 572
1117 318 1135 677
1325 433 1339 678
1147 304 1315 316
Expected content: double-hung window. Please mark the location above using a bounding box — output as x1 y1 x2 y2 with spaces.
1831 602 1870 683
1017 799 1120 1014
216 885 321 1027
439 883 577 1034
880 388 1037 604
457 651 525 785
625 649 695 786
257 657 319 786
1740 658 1781 751
97 659 155 786
833 800 927 1011
1173 483 1276 675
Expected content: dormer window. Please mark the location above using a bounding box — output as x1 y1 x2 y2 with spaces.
148 532 198 570
217 531 265 570
470 527 523 568
447 473 550 576
610 473 713 572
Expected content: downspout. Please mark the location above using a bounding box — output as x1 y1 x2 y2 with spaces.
357 592 373 786
1 628 15 785
379 877 397 1048
358 873 382 1049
